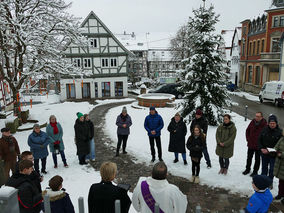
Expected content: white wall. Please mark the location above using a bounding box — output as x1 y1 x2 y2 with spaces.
230 34 241 85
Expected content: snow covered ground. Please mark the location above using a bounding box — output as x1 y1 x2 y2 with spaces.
105 101 278 197
0 95 136 212
229 91 260 102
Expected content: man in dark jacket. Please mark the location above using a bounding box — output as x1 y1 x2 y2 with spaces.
243 112 267 177
144 106 164 162
88 162 131 213
0 127 20 184
6 160 43 213
190 109 211 168
258 114 282 182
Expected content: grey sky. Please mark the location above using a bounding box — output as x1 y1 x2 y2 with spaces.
67 0 271 34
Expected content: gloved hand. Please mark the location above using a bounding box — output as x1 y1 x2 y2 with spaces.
40 145 44 148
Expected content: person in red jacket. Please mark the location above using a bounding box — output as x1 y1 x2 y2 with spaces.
243 112 267 177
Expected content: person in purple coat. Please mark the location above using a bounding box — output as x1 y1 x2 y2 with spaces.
116 107 132 157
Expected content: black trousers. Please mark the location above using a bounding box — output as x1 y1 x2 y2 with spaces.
245 148 261 172
149 136 162 159
34 157 47 173
78 154 86 164
219 157 229 169
117 135 128 153
191 158 201 176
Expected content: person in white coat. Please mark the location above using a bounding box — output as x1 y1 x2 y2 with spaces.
132 162 187 213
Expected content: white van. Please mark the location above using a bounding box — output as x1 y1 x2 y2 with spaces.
259 81 284 106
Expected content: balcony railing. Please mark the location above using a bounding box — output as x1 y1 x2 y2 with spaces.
260 52 280 60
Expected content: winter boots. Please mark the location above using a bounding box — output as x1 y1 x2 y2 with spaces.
218 168 228 175
189 176 195 183
173 159 179 163
194 176 200 184
218 168 224 174
184 159 188 165
242 169 250 175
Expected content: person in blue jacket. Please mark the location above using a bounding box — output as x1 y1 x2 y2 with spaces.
144 106 164 162
244 175 273 213
28 124 50 174
42 175 75 213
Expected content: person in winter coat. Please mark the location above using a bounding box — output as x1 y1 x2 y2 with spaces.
215 114 237 175
244 175 273 213
88 162 131 213
186 125 206 184
116 107 132 156
46 115 68 168
0 127 20 184
84 114 95 161
273 132 284 203
144 106 164 162
168 112 187 165
243 112 267 177
6 160 43 213
132 162 187 213
28 124 50 174
74 112 90 165
258 114 282 182
190 109 211 168
42 175 75 213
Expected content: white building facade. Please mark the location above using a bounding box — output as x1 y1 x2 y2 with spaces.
230 27 242 86
60 11 130 101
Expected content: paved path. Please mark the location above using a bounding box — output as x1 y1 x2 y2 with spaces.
89 100 283 212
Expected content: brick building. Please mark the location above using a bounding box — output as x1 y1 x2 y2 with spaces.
239 2 284 93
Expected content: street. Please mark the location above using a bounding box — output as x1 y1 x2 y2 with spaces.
230 95 284 128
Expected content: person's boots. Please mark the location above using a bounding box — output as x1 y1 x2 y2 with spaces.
173 159 179 163
183 159 188 165
250 171 258 177
189 175 195 183
151 157 155 162
242 169 250 175
194 176 200 184
115 151 119 157
218 168 224 174
223 168 228 175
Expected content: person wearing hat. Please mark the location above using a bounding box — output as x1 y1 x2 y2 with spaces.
115 106 132 157
84 114 95 162
74 112 90 165
258 114 282 183
0 127 20 185
190 109 211 168
42 175 75 213
144 106 164 162
167 112 187 165
244 175 273 212
28 124 50 175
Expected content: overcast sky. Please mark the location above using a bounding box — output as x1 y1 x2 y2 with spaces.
66 0 271 35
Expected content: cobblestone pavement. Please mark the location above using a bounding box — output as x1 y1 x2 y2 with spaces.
89 101 283 213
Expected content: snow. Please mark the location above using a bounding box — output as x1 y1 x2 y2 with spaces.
0 186 17 197
105 101 278 197
0 95 136 212
229 91 260 102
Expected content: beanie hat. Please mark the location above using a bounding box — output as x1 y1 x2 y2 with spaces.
77 112 84 119
122 106 127 113
268 114 278 124
196 109 203 116
150 106 155 111
252 175 272 190
1 127 10 133
49 175 63 191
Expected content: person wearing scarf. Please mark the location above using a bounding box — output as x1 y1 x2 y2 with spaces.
115 106 132 157
46 115 68 168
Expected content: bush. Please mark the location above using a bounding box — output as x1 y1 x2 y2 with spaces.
20 110 29 123
5 117 19 133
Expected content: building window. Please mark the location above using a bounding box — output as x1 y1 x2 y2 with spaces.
152 52 156 56
73 58 81 67
253 41 256 55
94 82 98 98
110 58 117 67
161 51 165 56
255 66 261 85
242 27 246 36
83 58 91 68
115 82 123 96
247 66 253 83
89 38 97 48
101 82 110 97
82 83 90 98
280 16 284 26
175 64 179 69
272 38 281 52
261 39 265 53
66 84 76 99
257 40 260 55
101 58 109 67
242 39 246 56
249 42 252 56
273 17 279 27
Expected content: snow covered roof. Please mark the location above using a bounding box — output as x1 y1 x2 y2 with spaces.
221 30 235 48
147 49 175 62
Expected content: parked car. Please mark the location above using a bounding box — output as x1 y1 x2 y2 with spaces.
259 81 284 107
227 83 238 91
148 84 184 99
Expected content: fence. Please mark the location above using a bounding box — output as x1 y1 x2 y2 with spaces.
0 188 247 213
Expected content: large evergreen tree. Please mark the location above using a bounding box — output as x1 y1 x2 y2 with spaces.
179 4 231 125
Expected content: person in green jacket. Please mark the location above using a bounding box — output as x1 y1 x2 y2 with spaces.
274 132 284 204
215 114 237 175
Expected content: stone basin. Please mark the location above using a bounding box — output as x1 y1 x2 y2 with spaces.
137 93 175 107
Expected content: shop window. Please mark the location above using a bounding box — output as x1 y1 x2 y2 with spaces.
66 84 76 99
247 66 253 83
82 83 90 98
115 82 123 96
255 66 261 85
94 82 98 98
101 82 110 97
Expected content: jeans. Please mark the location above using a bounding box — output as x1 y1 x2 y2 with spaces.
86 138 95 160
202 147 211 166
174 152 186 160
116 135 128 153
149 136 162 159
52 150 67 166
219 157 229 169
191 157 201 176
34 157 47 173
261 153 275 180
245 148 260 172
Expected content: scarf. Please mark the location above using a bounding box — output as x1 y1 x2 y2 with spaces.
120 113 127 122
50 122 59 135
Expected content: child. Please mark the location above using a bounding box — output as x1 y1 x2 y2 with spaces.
244 175 273 213
42 175 75 213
